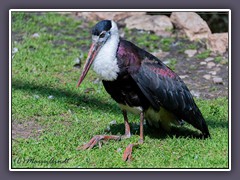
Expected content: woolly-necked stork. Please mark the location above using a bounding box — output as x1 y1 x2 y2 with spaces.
76 20 210 161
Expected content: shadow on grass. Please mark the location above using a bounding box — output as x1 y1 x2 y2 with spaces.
12 79 121 115
12 79 228 139
109 123 207 141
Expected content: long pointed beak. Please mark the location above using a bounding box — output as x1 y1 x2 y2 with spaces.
77 42 101 87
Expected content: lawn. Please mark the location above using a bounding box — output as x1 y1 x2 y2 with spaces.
11 12 229 169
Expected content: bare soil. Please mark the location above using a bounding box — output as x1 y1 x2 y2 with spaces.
12 120 44 139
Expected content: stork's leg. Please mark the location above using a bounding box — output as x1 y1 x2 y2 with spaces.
121 110 131 139
139 111 144 143
77 110 131 150
123 112 144 161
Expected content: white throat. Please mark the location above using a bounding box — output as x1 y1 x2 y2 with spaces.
92 21 120 81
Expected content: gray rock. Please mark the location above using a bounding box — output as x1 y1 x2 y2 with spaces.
48 95 54 99
124 15 173 34
74 57 80 64
184 49 197 57
207 62 216 69
213 67 221 72
200 61 207 65
32 33 40 38
179 75 189 79
205 57 214 62
213 77 223 84
12 47 18 54
76 12 146 21
170 12 211 41
190 90 200 98
109 120 117 125
73 57 81 69
203 74 211 80
207 33 228 54
209 71 217 75
152 50 169 59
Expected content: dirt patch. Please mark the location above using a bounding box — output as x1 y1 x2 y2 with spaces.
174 56 229 99
164 44 229 99
164 40 229 99
12 120 44 139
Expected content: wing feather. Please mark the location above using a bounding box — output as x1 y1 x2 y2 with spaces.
131 59 208 134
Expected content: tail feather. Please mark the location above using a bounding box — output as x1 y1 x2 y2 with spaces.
188 107 211 139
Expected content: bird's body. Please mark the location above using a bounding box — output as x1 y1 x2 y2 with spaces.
102 39 181 130
96 38 209 135
77 20 210 161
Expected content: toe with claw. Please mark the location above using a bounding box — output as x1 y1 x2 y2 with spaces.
76 135 121 150
122 143 139 162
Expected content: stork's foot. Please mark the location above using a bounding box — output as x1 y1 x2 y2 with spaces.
123 144 134 161
123 143 139 162
77 135 121 150
122 138 143 162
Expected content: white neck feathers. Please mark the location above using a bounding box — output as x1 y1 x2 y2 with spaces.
92 21 120 81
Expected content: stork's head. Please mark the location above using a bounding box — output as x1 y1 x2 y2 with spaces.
77 20 119 87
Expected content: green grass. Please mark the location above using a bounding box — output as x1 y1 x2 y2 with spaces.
160 37 174 52
123 28 162 52
166 58 177 70
11 12 229 169
214 56 228 65
176 41 199 54
195 50 211 59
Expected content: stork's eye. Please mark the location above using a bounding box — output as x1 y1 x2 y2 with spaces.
99 32 106 38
